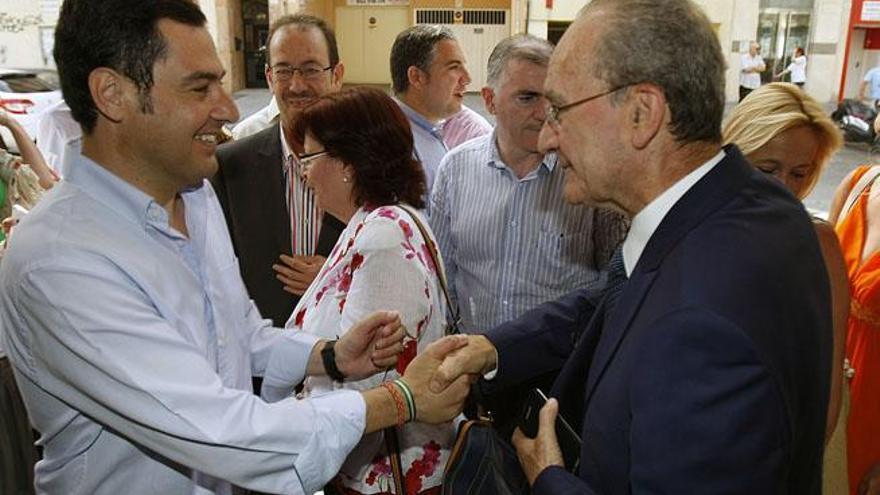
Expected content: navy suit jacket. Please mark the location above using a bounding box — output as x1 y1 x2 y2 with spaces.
212 125 345 327
486 146 831 494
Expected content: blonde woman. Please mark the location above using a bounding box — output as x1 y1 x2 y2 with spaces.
723 82 847 493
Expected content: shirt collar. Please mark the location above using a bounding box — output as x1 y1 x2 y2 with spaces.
395 97 445 140
621 149 725 276
486 129 557 176
64 139 197 236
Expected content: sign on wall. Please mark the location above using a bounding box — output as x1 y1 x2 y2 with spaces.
347 0 409 5
864 1 880 21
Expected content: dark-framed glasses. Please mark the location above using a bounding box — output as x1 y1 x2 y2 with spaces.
546 84 630 126
268 64 333 82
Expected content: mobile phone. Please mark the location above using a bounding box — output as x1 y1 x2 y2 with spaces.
519 388 582 472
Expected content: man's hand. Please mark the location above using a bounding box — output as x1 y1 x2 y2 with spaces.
512 398 564 485
430 334 497 393
858 461 880 495
335 311 405 380
273 254 325 296
403 335 474 423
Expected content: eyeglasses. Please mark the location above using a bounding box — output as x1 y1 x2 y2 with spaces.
268 64 333 82
298 150 330 171
546 84 630 126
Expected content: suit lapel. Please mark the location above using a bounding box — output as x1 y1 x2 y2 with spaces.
258 127 292 256
581 145 755 404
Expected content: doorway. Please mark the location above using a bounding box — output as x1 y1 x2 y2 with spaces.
756 9 811 84
335 7 409 85
242 0 269 88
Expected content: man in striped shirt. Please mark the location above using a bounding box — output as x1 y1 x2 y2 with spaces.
431 34 627 333
213 14 346 327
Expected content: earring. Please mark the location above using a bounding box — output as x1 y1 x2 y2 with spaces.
343 176 350 183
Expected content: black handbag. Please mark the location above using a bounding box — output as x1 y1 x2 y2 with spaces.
442 419 529 495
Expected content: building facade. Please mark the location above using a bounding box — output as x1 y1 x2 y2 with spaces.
0 0 862 103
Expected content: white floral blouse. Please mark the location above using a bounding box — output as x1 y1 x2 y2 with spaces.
286 204 455 494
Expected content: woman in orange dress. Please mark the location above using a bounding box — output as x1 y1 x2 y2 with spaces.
831 165 880 495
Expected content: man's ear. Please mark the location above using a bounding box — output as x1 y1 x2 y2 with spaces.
331 62 345 90
481 86 496 115
407 65 427 90
628 84 666 150
88 67 126 125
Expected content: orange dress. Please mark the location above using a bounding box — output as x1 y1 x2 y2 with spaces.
836 165 880 494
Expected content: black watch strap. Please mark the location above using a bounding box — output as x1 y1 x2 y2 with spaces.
321 340 345 382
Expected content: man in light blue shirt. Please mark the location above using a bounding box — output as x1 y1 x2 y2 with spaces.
0 2 469 494
390 25 477 196
431 34 627 333
860 64 880 104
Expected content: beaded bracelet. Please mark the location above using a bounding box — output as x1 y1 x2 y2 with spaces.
392 378 416 422
381 382 408 426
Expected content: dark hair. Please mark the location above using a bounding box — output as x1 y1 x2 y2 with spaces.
390 25 455 94
265 14 339 68
583 0 725 143
54 0 206 134
293 87 427 209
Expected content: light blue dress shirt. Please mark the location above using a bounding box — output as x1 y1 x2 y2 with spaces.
865 67 880 99
395 98 448 197
0 141 365 495
430 132 627 331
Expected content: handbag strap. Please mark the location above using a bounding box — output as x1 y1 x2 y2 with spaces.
384 427 407 495
397 204 461 335
840 165 880 224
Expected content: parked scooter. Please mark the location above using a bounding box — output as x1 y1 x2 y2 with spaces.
831 99 878 145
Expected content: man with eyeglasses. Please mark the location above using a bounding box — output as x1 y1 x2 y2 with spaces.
390 25 473 200
430 0 831 493
429 34 626 432
213 14 346 329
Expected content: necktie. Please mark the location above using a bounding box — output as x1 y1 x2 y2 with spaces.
603 247 629 324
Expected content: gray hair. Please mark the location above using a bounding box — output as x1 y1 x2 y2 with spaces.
486 34 553 89
582 0 726 143
390 24 456 94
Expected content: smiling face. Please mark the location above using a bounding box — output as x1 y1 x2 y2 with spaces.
266 24 343 132
120 19 239 191
487 58 548 155
419 39 471 121
746 124 820 199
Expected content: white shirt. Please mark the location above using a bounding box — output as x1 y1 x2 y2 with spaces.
35 100 81 177
622 150 725 276
232 97 280 140
0 141 366 495
740 53 765 90
787 55 807 84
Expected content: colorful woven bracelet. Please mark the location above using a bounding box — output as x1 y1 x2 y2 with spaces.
393 378 416 422
381 382 408 426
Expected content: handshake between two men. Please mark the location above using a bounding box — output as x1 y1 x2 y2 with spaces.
344 312 557 486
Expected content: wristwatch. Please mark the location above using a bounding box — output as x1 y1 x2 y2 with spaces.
321 340 346 382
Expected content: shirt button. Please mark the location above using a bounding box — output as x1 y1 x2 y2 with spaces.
503 300 509 306
510 221 517 227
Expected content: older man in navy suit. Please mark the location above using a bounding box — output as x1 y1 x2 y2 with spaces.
432 0 831 493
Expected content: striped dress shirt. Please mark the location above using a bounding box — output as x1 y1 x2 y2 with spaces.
280 127 321 256
430 132 628 332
